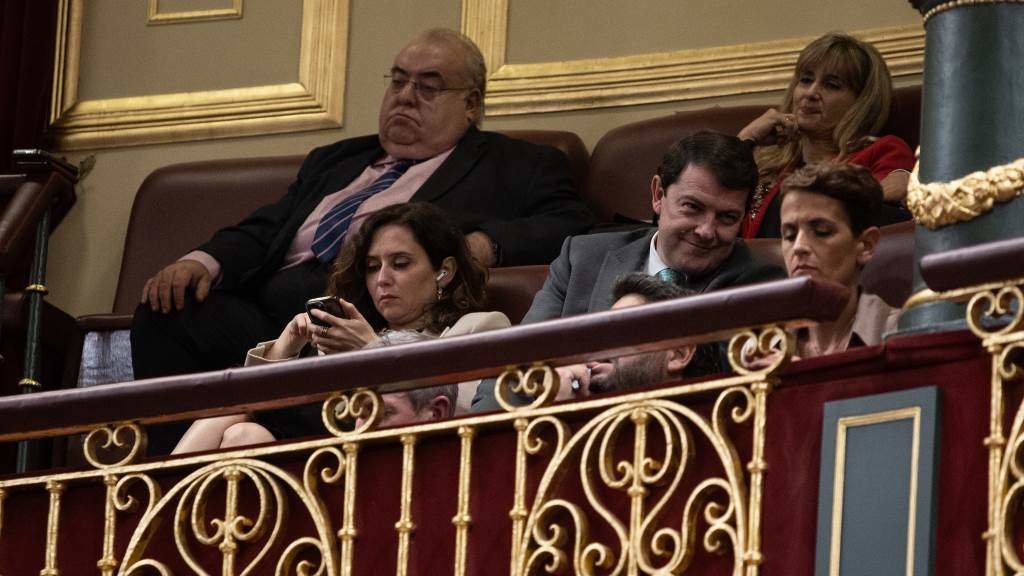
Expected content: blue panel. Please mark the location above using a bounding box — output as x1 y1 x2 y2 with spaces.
839 418 914 574
815 386 940 576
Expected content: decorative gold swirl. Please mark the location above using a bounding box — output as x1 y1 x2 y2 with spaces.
517 397 753 575
495 363 559 412
967 286 1024 340
276 536 329 576
115 473 162 516
123 559 174 575
83 422 147 469
727 326 793 375
523 416 570 458
120 459 338 576
322 388 382 436
907 156 1024 230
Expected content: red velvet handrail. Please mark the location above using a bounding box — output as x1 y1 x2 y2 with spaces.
0 277 849 442
920 236 1024 292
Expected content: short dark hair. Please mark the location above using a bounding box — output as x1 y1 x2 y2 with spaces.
611 273 721 377
656 130 759 197
612 272 686 303
780 162 884 234
329 202 487 333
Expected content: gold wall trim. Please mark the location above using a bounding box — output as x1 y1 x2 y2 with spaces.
50 0 348 150
147 0 244 25
907 156 1024 230
461 0 923 116
829 407 921 576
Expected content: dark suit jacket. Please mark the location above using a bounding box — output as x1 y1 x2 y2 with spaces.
522 228 786 323
198 127 594 293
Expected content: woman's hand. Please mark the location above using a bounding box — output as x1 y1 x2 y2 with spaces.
265 312 317 360
738 108 799 146
309 299 378 354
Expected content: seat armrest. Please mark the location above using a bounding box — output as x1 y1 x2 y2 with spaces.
76 314 134 332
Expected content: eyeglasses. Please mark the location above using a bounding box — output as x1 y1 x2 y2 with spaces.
384 74 473 102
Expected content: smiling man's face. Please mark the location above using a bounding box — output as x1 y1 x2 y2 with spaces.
651 164 748 276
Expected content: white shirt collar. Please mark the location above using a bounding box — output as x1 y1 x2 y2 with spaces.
646 231 669 276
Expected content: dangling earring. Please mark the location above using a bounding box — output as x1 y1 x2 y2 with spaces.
436 284 443 301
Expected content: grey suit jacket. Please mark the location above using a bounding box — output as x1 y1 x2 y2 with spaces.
522 228 786 323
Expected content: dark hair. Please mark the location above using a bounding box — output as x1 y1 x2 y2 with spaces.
611 273 720 377
780 162 883 234
366 329 457 417
327 202 487 333
656 130 759 202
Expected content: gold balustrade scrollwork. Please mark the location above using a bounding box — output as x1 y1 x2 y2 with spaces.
930 276 1024 576
118 458 340 576
322 388 383 436
967 285 1024 341
514 385 764 575
727 325 794 376
496 363 560 412
83 422 147 469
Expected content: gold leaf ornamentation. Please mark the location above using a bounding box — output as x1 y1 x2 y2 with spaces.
907 157 1024 230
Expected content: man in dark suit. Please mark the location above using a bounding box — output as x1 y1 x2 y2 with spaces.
471 131 784 411
131 28 592 387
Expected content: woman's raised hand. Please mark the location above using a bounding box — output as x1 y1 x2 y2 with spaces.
738 108 799 146
309 299 379 354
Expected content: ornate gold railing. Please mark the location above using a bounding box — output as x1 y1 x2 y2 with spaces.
916 237 1024 576
0 277 846 575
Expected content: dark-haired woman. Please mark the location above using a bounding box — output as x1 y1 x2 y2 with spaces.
174 203 509 453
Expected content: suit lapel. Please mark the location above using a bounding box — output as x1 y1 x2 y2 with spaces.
587 229 655 312
411 126 485 203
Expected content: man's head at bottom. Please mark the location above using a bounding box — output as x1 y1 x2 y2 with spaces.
594 273 718 392
365 330 457 427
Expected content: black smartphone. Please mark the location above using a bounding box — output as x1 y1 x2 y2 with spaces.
305 296 346 327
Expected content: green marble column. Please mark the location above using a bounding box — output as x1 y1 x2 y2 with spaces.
901 0 1024 332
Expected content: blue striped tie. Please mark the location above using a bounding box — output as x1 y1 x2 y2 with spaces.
312 159 415 263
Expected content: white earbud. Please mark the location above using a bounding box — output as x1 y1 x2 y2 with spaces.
435 270 448 282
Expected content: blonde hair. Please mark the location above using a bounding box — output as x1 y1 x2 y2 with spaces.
756 33 893 181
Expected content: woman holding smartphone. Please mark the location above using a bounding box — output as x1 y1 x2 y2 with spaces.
174 202 509 453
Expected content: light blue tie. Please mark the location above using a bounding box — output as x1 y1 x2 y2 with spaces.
656 268 681 285
312 159 415 263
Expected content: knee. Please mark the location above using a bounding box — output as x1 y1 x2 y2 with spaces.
220 422 276 448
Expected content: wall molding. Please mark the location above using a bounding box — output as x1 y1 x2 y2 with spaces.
461 0 924 116
147 0 244 25
49 0 348 151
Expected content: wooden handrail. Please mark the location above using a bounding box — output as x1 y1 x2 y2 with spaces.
920 236 1024 293
0 276 849 442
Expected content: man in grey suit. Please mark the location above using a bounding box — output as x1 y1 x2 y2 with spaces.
472 131 785 410
522 130 785 324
